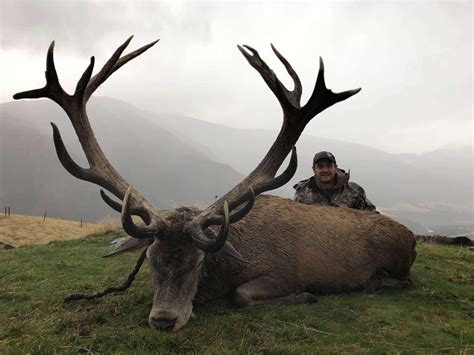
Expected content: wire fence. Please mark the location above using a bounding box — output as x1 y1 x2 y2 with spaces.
2 206 89 227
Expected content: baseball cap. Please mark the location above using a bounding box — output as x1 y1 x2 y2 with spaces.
313 151 336 165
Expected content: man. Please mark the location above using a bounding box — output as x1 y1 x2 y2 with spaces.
293 151 376 211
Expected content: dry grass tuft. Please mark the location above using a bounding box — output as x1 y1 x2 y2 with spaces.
93 215 123 235
0 212 168 247
0 214 109 247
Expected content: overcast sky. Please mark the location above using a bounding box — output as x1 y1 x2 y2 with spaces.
1 0 472 154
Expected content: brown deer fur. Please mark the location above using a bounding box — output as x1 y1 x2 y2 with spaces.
195 195 416 306
14 38 417 331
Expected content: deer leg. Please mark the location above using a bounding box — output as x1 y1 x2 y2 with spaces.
365 271 383 293
234 276 317 308
365 268 413 292
381 272 413 289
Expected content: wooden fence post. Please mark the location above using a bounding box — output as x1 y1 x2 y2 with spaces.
43 212 47 222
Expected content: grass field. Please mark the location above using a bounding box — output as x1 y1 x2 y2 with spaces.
0 214 109 247
0 230 473 353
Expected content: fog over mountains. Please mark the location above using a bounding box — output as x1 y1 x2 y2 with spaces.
0 99 245 221
1 97 472 235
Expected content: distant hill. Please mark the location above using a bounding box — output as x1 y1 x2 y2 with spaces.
138 108 472 230
1 97 472 230
0 98 245 221
396 146 472 193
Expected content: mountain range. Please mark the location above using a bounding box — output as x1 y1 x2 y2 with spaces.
1 97 472 234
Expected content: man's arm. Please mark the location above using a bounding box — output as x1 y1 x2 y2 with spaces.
294 189 305 203
350 182 377 212
360 192 377 212
293 180 309 203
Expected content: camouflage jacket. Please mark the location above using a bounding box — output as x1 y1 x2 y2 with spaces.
293 169 376 212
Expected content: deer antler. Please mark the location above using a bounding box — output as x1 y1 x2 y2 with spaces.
13 39 360 253
186 44 361 251
13 37 169 238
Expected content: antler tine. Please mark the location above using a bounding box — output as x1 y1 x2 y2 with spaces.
100 189 152 225
13 37 170 238
237 45 294 114
224 146 297 212
202 188 255 229
13 41 69 106
270 44 302 107
303 57 361 119
85 36 159 100
121 186 160 239
50 122 96 181
100 189 122 213
75 57 95 99
191 145 295 236
186 201 230 253
111 39 160 76
187 146 297 253
253 146 297 195
84 36 133 100
189 45 360 255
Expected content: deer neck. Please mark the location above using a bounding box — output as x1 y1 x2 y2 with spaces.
194 250 246 304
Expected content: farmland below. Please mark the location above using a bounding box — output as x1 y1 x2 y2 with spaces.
0 230 473 353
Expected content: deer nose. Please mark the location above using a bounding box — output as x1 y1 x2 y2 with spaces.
151 317 176 330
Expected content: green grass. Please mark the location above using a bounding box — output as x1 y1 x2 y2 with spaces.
1 231 473 354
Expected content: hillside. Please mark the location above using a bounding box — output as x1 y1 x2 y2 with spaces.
0 99 245 221
141 109 473 230
1 97 472 230
0 232 472 353
0 214 105 247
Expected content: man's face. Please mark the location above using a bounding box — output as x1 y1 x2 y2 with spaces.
313 159 337 184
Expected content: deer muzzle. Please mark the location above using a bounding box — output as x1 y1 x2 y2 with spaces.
148 308 192 332
148 310 178 331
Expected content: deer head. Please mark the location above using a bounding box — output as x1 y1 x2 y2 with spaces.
14 37 360 331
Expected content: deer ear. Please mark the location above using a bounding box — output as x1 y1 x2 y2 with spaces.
102 236 153 258
221 241 249 263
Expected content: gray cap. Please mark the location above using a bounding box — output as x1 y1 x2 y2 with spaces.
313 151 336 165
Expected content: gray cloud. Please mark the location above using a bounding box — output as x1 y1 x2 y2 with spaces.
1 0 472 154
0 0 213 55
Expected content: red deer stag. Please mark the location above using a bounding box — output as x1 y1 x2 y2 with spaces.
14 37 416 332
